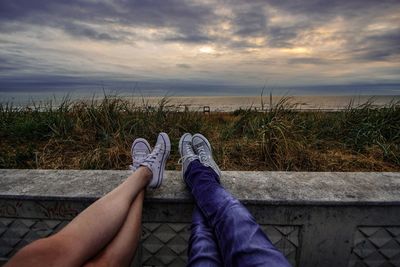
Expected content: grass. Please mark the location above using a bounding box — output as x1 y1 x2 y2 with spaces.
0 95 399 171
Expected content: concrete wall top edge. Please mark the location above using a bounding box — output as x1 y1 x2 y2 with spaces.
0 169 399 204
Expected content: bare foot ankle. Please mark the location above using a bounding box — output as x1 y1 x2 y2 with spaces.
138 166 152 184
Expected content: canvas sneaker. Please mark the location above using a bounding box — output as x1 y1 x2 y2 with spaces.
140 132 171 188
192 133 222 178
178 133 199 178
130 138 151 171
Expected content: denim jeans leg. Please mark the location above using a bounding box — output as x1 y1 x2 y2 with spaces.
187 206 223 267
184 160 291 267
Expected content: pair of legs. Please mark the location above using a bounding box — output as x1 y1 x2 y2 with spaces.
179 133 291 267
186 161 291 267
6 167 150 267
6 133 171 267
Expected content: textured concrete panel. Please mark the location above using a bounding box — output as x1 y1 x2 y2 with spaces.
139 223 300 267
0 215 301 266
349 226 400 267
262 225 300 266
141 223 190 267
0 217 69 259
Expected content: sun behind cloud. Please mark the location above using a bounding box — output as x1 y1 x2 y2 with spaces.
199 46 216 54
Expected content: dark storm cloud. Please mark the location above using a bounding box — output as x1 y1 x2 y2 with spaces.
1 0 399 50
233 8 267 37
0 74 104 92
352 30 400 61
60 22 121 42
0 53 39 74
266 26 300 48
0 55 18 71
227 0 400 50
260 0 398 20
164 34 211 43
0 0 215 43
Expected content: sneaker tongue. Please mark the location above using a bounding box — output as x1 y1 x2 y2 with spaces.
184 143 193 151
134 151 148 160
194 143 204 149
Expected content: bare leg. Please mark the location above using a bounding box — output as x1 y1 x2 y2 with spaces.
5 167 151 267
82 190 145 267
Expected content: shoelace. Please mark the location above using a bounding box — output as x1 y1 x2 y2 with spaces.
129 150 148 170
178 143 198 164
143 144 162 166
196 143 221 177
197 146 209 164
197 145 221 176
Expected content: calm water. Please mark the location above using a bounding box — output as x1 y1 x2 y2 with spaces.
127 95 400 111
0 92 399 112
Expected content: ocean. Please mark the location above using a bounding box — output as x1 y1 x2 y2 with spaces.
0 91 399 112
123 95 400 112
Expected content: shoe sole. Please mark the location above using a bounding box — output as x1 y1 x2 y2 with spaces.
131 138 151 158
156 132 171 188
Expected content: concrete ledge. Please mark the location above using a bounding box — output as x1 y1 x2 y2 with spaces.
1 170 400 267
0 169 399 204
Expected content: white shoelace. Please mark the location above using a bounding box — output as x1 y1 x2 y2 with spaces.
130 150 148 171
197 145 210 166
142 144 162 166
178 143 198 164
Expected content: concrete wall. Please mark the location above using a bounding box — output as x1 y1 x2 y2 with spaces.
1 169 400 267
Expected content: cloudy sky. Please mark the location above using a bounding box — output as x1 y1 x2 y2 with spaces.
1 0 400 95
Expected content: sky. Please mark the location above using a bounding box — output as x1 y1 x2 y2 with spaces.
0 0 400 95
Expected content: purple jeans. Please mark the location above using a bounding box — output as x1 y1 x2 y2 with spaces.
185 160 291 267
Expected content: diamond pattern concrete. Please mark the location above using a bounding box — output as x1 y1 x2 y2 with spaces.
349 226 400 267
0 217 300 267
0 218 68 258
139 223 300 267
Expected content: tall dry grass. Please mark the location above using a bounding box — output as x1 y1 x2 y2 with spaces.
0 95 399 171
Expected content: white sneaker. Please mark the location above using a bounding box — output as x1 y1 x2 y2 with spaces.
178 133 198 178
192 133 222 178
130 138 151 171
140 132 171 188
